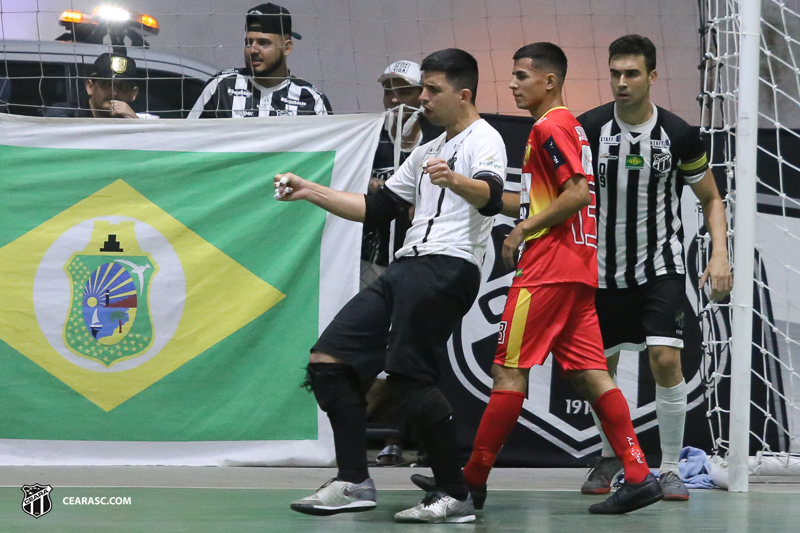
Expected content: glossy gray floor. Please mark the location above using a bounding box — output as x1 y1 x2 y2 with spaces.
1 467 797 532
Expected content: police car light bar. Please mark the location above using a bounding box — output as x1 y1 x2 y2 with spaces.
59 6 160 34
94 6 132 22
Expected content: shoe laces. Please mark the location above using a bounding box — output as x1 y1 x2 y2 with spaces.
421 491 445 507
660 470 680 483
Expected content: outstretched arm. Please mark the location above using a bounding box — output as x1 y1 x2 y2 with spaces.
501 175 591 269
274 172 366 222
689 169 732 301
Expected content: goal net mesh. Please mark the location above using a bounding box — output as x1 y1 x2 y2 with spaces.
699 0 800 477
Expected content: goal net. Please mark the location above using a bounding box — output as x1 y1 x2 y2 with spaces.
699 0 800 485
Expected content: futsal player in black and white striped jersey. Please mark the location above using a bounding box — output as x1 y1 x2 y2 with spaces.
188 4 331 118
275 49 506 524
577 35 732 500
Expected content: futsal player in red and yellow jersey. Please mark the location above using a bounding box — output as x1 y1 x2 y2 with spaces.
460 43 663 514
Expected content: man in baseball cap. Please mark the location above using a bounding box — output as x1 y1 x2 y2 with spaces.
84 53 144 118
246 2 302 39
46 52 149 118
189 3 331 118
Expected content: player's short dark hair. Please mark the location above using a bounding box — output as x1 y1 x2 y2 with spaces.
608 35 657 72
513 42 568 83
421 48 479 103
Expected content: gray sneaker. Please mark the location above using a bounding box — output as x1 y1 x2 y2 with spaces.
659 470 690 501
581 457 623 495
394 491 476 524
290 478 377 516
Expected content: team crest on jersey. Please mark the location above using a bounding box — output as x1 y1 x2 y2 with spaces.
447 217 710 459
652 152 672 173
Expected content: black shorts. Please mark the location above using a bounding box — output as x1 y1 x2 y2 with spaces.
595 274 690 354
312 254 481 383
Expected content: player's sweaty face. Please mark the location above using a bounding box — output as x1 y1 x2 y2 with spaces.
509 58 548 112
609 54 655 109
244 31 289 77
419 71 461 127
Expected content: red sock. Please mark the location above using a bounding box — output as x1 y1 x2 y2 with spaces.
592 388 650 484
463 390 526 487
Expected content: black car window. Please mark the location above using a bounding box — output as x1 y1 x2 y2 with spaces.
0 60 77 116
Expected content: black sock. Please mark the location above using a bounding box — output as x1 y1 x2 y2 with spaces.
327 403 369 484
306 363 369 484
419 416 469 500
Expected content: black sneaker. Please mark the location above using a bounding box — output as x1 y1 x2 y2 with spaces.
409 474 487 511
588 473 663 514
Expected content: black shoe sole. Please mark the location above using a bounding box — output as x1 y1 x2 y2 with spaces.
290 502 376 516
588 475 664 515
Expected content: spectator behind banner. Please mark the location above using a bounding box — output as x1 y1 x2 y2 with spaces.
361 60 443 287
45 53 156 119
188 3 332 118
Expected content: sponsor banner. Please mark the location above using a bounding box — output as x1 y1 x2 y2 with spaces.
0 113 382 465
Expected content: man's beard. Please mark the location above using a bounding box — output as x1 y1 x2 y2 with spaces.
251 54 286 79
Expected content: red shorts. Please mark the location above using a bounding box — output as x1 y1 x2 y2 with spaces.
494 283 607 373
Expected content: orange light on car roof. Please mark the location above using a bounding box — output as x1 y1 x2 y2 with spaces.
60 11 89 24
138 14 160 31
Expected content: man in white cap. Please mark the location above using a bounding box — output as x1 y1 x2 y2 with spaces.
362 60 443 281
361 62 445 468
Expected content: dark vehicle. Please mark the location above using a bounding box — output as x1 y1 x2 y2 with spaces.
0 40 216 118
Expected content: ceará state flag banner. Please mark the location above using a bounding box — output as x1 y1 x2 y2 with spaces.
0 113 382 466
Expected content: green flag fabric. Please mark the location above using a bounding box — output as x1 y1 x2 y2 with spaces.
0 113 382 465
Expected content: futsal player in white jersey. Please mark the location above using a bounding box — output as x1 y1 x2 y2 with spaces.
274 48 507 524
577 35 733 500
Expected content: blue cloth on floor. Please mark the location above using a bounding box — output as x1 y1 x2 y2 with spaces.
616 446 717 489
677 446 716 488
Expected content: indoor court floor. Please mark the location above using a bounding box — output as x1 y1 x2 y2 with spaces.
1 466 798 532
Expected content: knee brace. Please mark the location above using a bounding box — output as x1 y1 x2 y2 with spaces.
386 374 452 428
305 363 366 413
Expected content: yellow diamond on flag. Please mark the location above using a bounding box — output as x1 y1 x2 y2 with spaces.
0 180 284 412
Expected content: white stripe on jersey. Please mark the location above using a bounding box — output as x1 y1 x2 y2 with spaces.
232 75 248 114
187 75 223 119
312 89 329 115
285 82 302 115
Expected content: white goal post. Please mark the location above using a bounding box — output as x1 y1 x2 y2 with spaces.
701 0 800 491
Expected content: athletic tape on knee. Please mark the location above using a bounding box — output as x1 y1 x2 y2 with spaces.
306 363 366 413
387 374 452 427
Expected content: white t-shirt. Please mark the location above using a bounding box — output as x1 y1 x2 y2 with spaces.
385 118 507 268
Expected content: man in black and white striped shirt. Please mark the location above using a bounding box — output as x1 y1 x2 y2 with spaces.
188 3 331 118
577 35 732 500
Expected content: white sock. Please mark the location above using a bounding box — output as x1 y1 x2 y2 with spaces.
591 409 616 458
656 379 687 474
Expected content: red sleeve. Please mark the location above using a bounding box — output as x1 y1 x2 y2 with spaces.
539 120 585 187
